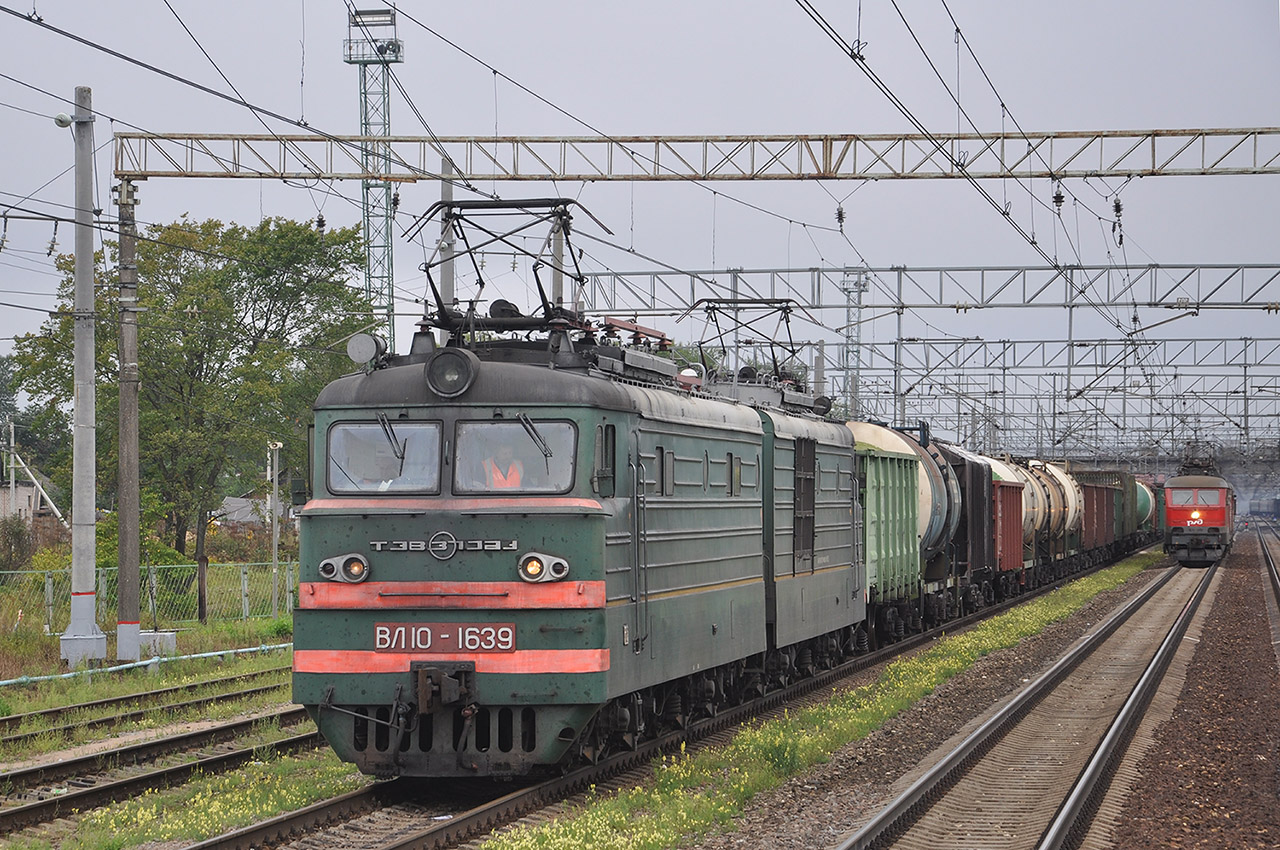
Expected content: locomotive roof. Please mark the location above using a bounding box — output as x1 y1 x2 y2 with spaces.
315 351 767 433
316 358 639 411
1165 474 1232 488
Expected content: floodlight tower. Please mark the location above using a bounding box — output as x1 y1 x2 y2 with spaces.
344 9 403 349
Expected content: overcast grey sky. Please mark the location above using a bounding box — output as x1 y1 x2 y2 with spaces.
2 1 1278 384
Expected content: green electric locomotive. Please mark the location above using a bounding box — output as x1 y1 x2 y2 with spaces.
293 313 865 778
292 200 1157 779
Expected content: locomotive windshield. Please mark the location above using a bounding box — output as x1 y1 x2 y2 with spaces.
454 420 577 494
328 421 442 494
1169 488 1221 506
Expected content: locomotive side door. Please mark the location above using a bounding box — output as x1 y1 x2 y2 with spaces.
627 430 650 654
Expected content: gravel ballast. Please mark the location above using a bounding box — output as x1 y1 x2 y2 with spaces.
688 542 1280 850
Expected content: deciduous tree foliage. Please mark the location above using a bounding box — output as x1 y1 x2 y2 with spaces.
14 216 371 560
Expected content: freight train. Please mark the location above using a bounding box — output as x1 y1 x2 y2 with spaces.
1247 497 1280 521
291 200 1160 779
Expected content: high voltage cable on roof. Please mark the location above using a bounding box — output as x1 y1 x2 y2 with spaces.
0 4 482 195
2 10 791 334
383 1 847 237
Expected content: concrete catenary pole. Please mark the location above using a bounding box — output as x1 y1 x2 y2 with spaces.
8 420 14 510
116 178 140 661
269 441 282 618
61 86 106 666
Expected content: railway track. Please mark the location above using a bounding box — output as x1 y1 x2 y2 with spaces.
182 555 1153 850
832 560 1213 850
1259 522 1280 607
0 665 291 753
0 706 318 837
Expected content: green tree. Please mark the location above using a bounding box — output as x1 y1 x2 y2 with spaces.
13 216 371 560
9 404 71 503
0 355 16 424
0 515 32 576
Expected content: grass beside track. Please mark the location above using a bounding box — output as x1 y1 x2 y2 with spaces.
480 553 1162 850
0 646 294 764
2 749 368 850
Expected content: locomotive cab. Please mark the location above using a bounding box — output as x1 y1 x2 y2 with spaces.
293 356 620 778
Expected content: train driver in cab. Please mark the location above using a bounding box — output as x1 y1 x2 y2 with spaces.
483 440 524 489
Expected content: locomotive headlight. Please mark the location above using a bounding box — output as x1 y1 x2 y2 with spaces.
520 556 544 581
426 348 480 398
318 553 371 583
1191 510 1201 519
341 556 370 582
519 552 569 582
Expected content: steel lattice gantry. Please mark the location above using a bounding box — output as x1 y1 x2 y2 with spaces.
112 128 1280 181
108 129 1280 466
343 10 404 349
577 264 1280 313
570 263 1280 463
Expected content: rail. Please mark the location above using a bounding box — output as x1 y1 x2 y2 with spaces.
832 561 1209 850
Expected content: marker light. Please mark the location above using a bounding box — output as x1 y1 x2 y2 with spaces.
519 552 569 583
318 553 371 583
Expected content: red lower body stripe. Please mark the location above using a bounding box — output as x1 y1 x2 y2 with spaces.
294 648 610 675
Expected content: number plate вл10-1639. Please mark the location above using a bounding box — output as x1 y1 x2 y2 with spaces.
375 623 515 652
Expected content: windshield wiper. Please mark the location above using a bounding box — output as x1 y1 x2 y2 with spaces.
376 412 407 475
518 413 553 459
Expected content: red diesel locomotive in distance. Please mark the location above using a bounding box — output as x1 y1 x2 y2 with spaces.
1163 473 1236 566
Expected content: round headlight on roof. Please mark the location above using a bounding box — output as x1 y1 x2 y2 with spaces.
426 348 480 398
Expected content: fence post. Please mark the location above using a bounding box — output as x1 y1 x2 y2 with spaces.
44 571 54 633
148 564 158 629
241 563 250 620
197 556 208 625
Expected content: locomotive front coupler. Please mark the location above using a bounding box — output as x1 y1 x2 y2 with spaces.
316 684 420 732
412 661 476 714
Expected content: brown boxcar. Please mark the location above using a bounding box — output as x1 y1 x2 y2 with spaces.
1082 482 1120 553
992 479 1025 575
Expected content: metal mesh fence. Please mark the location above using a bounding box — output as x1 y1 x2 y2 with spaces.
0 562 298 634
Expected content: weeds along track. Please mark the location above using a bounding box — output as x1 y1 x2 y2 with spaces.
0 705 317 840
0 665 291 752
